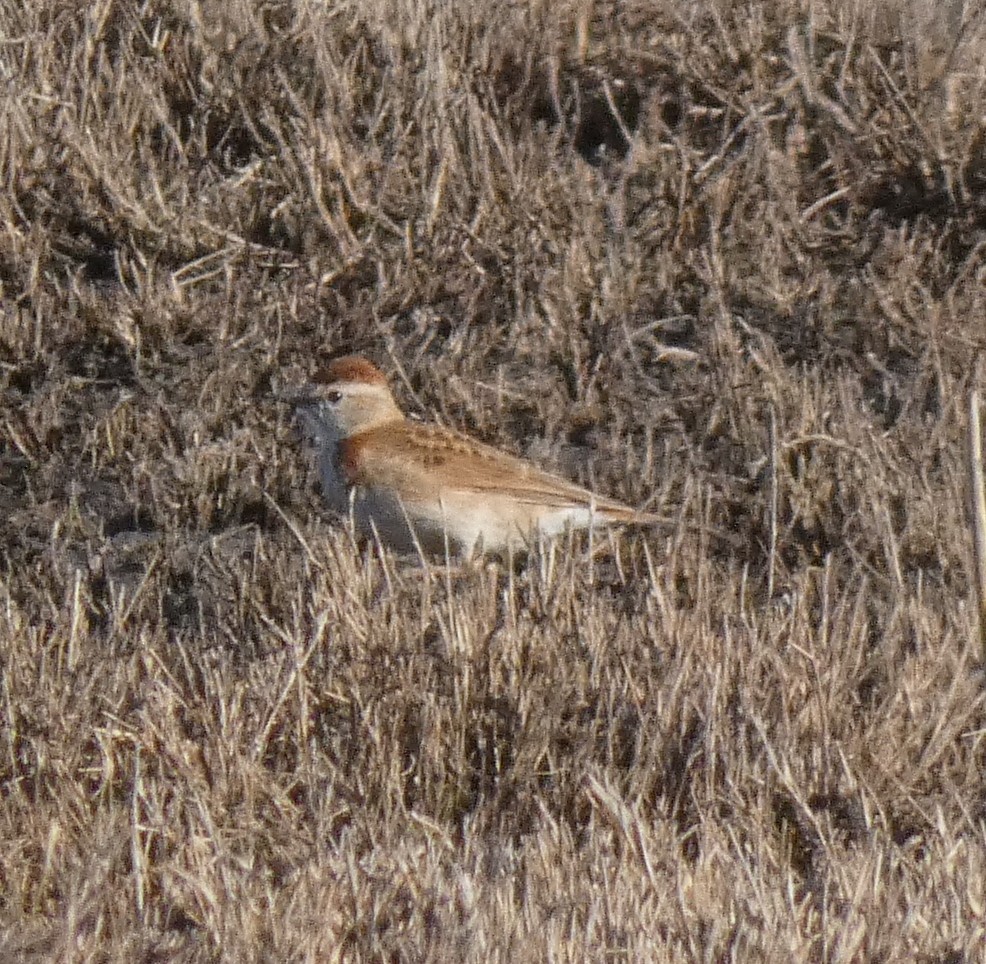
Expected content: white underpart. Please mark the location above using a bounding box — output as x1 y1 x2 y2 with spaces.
406 491 607 555
532 505 601 537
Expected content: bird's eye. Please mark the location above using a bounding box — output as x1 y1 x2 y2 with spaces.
325 390 342 404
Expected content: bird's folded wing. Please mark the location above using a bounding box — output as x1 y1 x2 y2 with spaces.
341 423 657 522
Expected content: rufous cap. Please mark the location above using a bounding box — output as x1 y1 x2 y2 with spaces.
313 355 389 387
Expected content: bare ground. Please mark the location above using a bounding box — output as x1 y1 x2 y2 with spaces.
1 0 986 960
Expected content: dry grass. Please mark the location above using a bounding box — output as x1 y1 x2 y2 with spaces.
2 0 986 959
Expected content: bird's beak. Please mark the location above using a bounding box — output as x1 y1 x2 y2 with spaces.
275 384 316 406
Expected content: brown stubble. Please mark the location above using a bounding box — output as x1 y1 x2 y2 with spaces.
1 0 985 960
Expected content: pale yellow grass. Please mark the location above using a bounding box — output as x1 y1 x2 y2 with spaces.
1 0 985 960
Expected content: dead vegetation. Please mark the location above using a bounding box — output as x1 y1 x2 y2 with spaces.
1 0 985 959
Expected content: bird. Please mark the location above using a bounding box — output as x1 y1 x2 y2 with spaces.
293 355 661 557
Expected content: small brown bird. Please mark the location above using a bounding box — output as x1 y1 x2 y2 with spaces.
295 356 659 556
